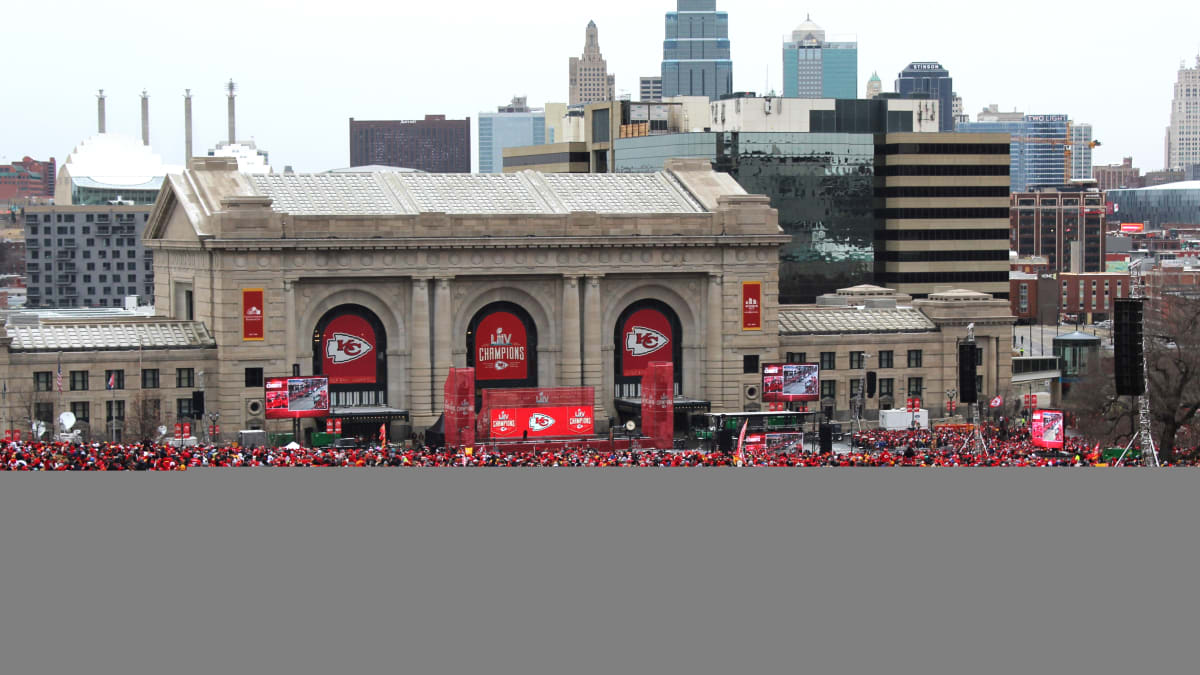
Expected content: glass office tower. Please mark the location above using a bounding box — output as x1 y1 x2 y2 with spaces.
661 0 733 100
782 17 857 100
895 62 954 131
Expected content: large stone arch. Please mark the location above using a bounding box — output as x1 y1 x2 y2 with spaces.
601 280 704 405
297 285 408 410
452 283 557 385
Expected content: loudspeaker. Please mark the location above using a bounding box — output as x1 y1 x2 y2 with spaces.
743 384 760 401
718 429 734 452
866 372 877 399
246 399 264 417
192 391 205 418
958 343 979 404
818 424 833 454
1114 299 1145 396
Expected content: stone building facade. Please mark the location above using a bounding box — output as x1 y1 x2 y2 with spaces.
145 158 788 438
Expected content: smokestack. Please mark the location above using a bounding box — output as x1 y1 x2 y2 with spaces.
184 89 193 164
226 79 237 145
141 90 150 146
97 89 106 134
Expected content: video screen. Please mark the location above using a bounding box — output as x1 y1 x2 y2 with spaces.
265 377 331 419
763 363 820 402
1031 409 1065 449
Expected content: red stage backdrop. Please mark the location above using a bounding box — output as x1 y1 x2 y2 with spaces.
621 307 674 378
475 311 528 380
488 406 594 439
641 361 675 450
444 368 477 447
242 289 265 341
478 387 595 439
322 314 377 385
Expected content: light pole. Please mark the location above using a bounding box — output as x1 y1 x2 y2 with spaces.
851 354 871 447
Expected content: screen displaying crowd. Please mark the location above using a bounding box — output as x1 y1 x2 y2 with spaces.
2 424 1194 469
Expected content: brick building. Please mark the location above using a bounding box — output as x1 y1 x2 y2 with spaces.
1011 188 1106 273
1092 157 1142 191
1 157 56 203
348 116 471 173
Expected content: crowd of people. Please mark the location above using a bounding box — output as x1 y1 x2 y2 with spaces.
2 425 1196 468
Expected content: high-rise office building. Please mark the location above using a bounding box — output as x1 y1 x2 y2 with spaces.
782 16 857 99
640 76 664 102
895 62 954 132
865 72 882 99
478 97 546 175
1069 123 1094 181
1165 55 1200 171
957 112 1075 191
661 1 732 100
875 133 1012 299
569 21 615 105
348 115 471 173
1093 157 1143 191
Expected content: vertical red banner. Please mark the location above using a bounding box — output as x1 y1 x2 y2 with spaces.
444 368 476 448
334 419 342 435
742 282 762 331
183 423 192 438
242 289 265 341
174 423 183 440
640 361 675 450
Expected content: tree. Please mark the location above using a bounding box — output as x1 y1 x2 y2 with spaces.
1063 295 1200 464
126 392 164 442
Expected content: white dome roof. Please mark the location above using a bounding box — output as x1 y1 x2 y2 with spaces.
791 16 825 43
61 133 180 185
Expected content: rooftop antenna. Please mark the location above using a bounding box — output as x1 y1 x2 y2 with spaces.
226 79 237 145
97 89 106 134
141 90 150 146
184 89 193 164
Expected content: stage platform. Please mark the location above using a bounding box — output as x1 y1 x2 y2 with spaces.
464 437 657 454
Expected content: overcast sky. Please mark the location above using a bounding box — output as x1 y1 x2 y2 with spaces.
3 0 1197 174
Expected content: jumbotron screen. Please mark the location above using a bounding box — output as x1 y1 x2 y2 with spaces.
1031 409 1065 449
265 377 331 420
763 363 819 402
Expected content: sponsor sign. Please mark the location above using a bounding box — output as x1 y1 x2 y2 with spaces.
630 104 650 121
174 423 183 440
650 104 669 121
322 314 377 385
763 363 819 403
1031 409 1065 449
906 398 922 413
476 311 529 381
742 282 762 331
621 308 674 378
265 377 331 420
182 423 192 438
1120 223 1145 234
242 289 265 341
488 406 595 439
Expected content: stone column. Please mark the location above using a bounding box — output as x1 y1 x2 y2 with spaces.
707 273 724 408
410 278 433 424
283 280 297 377
582 275 605 423
432 276 453 414
562 276 582 387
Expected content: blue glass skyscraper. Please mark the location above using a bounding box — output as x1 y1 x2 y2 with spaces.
478 98 545 174
661 0 733 100
956 114 1070 191
895 62 954 131
782 17 857 99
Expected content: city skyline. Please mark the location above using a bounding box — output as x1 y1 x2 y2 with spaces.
1 0 1195 173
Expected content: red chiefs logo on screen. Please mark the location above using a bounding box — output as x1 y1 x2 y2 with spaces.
622 308 675 378
322 314 378 385
626 326 669 357
528 413 556 432
326 333 373 364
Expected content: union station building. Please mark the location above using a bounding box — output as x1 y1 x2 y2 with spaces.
0 157 1017 442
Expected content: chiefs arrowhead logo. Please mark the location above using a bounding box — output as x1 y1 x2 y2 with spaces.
625 326 669 357
326 333 373 365
528 413 556 432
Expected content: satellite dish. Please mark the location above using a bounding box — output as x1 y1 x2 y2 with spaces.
624 420 637 432
33 421 46 439
158 425 168 437
59 411 77 432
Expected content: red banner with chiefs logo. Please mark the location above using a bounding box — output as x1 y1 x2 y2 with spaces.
488 406 594 439
322 314 377 385
621 308 673 378
742 282 762 331
475 311 528 381
242 289 265 341
444 368 477 447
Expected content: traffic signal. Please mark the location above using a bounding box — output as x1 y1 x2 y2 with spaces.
1114 299 1145 396
958 343 979 404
